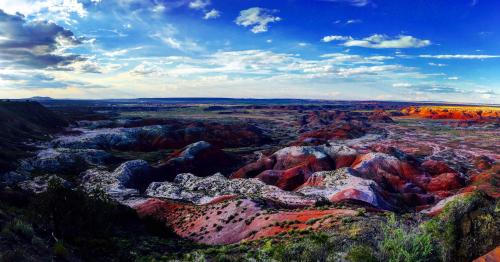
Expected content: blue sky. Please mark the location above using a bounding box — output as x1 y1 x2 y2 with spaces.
0 0 499 103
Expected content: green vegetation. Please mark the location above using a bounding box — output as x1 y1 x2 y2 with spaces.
183 232 341 262
380 213 438 262
1 218 34 241
346 245 377 262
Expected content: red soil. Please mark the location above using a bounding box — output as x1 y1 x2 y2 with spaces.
473 246 500 262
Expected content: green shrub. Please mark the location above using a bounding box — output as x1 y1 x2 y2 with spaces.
380 213 438 262
1 218 34 240
0 249 25 262
355 208 366 217
346 245 377 262
53 241 68 258
269 233 338 262
305 218 320 225
31 179 135 240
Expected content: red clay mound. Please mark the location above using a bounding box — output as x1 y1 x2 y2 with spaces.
232 145 357 190
256 156 333 190
155 141 235 180
426 172 464 192
421 159 457 176
135 198 356 245
368 110 395 123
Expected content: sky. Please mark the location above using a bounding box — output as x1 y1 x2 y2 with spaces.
0 0 499 103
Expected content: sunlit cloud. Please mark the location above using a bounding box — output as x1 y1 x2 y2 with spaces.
323 34 431 49
235 7 281 33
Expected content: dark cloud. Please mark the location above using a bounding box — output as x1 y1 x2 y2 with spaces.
0 72 106 89
0 10 91 71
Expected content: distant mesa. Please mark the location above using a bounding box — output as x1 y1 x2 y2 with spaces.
28 96 55 101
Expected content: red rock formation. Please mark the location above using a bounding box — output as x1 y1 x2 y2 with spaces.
401 106 500 121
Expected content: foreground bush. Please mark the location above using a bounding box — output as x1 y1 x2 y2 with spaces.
380 213 438 262
423 191 499 262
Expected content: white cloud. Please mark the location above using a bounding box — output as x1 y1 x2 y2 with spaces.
163 37 182 49
342 34 431 49
322 0 371 7
320 53 393 64
428 62 446 67
266 39 273 43
322 35 352 42
0 0 87 24
337 65 401 77
150 26 203 52
391 82 469 94
448 77 459 80
473 89 496 99
346 19 362 24
420 54 500 59
392 83 412 88
203 9 220 19
322 34 431 49
152 4 166 13
235 7 281 33
161 37 201 52
189 0 210 10
103 47 143 57
122 50 412 81
298 42 309 47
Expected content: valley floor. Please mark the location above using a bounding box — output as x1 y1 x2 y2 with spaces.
0 100 498 261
